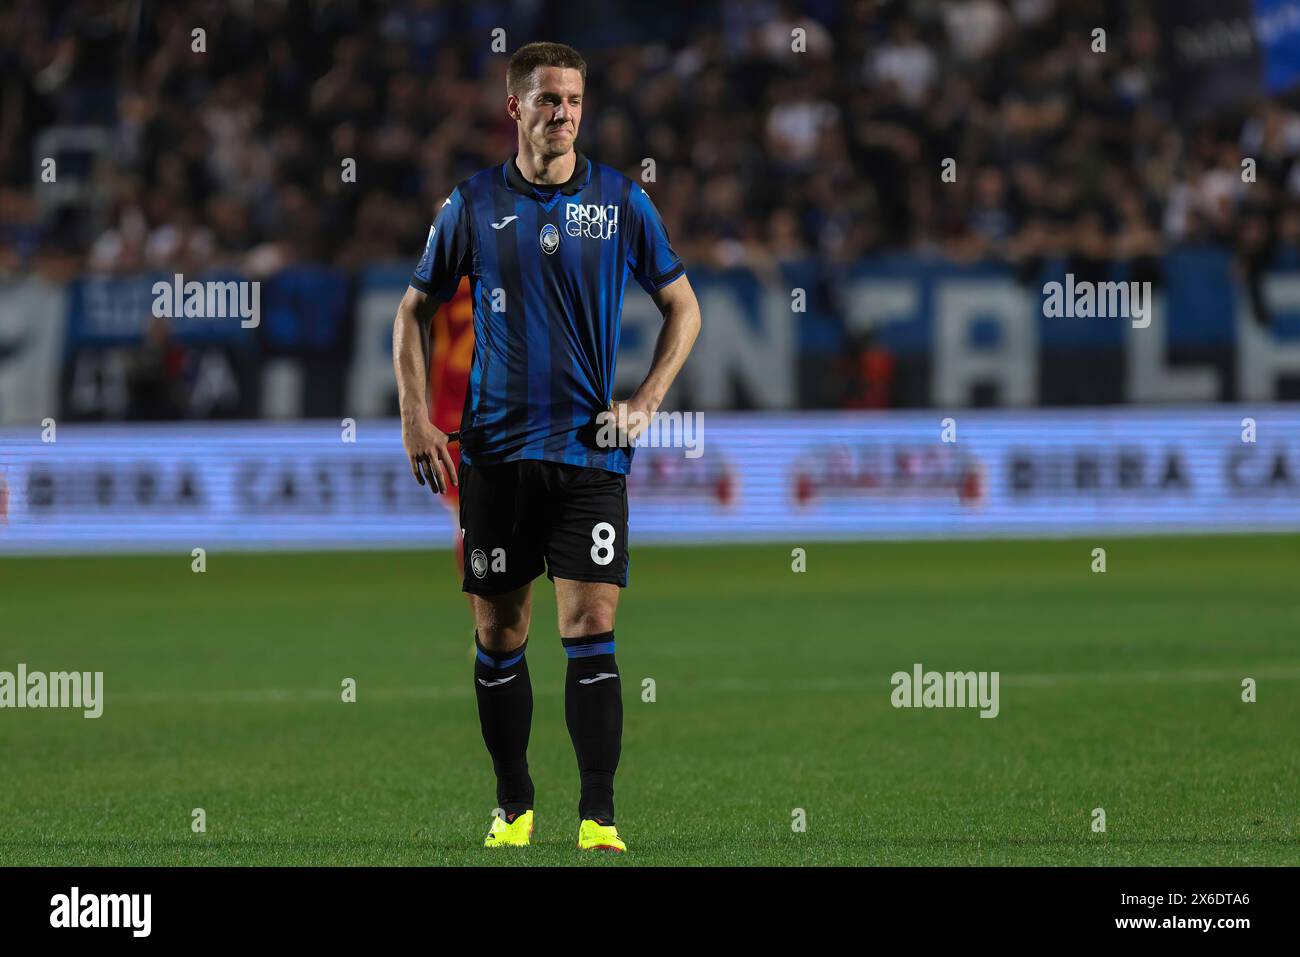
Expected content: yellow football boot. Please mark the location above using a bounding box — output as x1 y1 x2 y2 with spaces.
576 818 626 853
483 810 533 848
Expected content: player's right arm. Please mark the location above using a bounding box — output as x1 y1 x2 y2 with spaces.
394 286 456 494
394 189 472 494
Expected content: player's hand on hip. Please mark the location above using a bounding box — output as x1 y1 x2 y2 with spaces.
598 396 655 447
401 417 457 494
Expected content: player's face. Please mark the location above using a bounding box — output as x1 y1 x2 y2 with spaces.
511 66 584 157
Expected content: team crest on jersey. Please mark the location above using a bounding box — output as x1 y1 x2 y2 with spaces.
539 223 560 255
470 549 488 578
566 203 618 241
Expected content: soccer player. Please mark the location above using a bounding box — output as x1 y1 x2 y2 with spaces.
392 42 701 853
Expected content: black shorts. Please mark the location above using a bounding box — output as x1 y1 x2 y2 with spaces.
458 459 629 595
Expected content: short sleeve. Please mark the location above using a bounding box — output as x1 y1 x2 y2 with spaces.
410 188 472 301
626 184 685 295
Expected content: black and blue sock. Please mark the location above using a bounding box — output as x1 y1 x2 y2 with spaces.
473 633 534 817
562 631 622 823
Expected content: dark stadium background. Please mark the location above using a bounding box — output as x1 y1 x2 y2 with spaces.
0 0 1298 871
4 0 1300 419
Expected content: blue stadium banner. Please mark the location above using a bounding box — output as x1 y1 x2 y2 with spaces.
3 408 1299 554
1255 0 1300 92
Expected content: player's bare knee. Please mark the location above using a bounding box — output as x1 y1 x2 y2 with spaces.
475 613 529 652
472 591 531 652
561 607 615 638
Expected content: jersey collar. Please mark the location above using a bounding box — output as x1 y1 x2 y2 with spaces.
504 151 591 201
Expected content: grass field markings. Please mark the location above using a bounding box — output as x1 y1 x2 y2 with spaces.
2 834 1296 854
104 686 474 704
92 663 1300 706
1005 666 1300 687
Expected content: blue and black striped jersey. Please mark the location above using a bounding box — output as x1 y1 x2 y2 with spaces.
410 151 684 474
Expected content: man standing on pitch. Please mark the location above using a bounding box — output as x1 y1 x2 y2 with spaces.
392 41 700 852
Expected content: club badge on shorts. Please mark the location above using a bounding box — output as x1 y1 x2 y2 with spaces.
470 548 488 578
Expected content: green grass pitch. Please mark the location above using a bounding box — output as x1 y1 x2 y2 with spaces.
1 535 1297 866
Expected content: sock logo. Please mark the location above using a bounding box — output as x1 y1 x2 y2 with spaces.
578 672 618 685
478 675 517 688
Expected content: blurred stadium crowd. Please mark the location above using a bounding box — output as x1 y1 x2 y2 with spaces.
2 0 1300 283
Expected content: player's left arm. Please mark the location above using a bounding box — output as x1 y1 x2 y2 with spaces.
611 274 701 440
610 182 701 441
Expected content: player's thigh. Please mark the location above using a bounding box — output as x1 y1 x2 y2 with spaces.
458 460 546 597
543 464 629 589
554 578 620 637
471 582 533 651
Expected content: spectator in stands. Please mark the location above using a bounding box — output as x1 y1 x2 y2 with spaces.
0 0 1294 294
